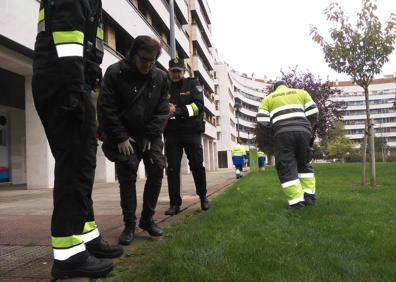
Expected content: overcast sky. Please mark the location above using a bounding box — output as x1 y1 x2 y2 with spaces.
208 0 396 81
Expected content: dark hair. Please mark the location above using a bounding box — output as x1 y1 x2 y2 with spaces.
272 80 287 91
127 35 162 60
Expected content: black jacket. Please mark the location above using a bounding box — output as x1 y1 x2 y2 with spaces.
165 77 205 134
33 0 104 88
97 60 169 144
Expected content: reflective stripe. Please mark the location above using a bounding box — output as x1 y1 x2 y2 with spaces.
258 109 270 115
298 173 314 178
52 235 83 248
56 44 84 57
304 101 315 109
186 105 194 117
303 189 315 194
257 117 270 122
305 108 319 116
191 102 199 115
83 221 97 233
82 228 100 243
53 243 86 261
53 30 84 45
272 112 306 124
233 153 245 156
96 27 104 40
37 21 45 33
288 196 305 205
281 179 300 188
96 38 104 52
270 104 304 117
38 9 45 22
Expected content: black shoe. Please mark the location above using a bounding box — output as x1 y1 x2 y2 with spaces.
118 224 135 246
86 238 123 258
51 255 113 279
289 201 305 210
165 205 180 216
200 196 209 211
304 193 316 206
138 219 163 237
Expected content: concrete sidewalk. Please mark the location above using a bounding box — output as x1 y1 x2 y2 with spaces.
0 168 236 281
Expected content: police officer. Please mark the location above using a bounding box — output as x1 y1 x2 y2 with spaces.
32 0 123 279
257 81 319 209
232 139 247 179
97 36 169 246
164 58 209 216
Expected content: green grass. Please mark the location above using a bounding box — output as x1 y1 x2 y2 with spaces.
106 163 396 282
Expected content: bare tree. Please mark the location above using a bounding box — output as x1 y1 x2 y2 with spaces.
310 0 396 187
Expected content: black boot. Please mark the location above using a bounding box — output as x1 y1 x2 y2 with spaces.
200 196 209 211
289 201 305 210
51 255 113 279
86 238 123 258
118 224 135 246
138 219 163 237
165 205 180 216
304 193 316 206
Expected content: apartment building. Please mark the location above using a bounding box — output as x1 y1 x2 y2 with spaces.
214 62 269 168
332 76 396 152
0 0 217 188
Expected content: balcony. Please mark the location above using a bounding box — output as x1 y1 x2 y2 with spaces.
191 24 214 70
190 0 213 47
203 95 217 115
175 0 189 24
192 55 215 92
204 121 217 139
102 0 170 68
146 0 190 56
198 0 212 24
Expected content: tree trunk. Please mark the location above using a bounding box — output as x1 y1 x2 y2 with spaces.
369 120 376 187
363 86 376 188
360 121 367 188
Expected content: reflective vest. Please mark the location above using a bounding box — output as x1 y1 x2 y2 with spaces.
257 85 319 136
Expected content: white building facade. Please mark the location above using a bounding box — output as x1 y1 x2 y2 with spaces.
332 77 396 152
0 0 217 188
214 62 269 168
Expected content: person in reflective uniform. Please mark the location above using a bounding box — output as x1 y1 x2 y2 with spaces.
32 1 122 279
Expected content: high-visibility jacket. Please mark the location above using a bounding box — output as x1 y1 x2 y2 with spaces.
257 85 319 136
232 144 246 166
34 0 104 87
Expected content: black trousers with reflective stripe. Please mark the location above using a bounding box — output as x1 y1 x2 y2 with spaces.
115 138 165 225
274 131 314 184
32 68 96 267
165 132 207 206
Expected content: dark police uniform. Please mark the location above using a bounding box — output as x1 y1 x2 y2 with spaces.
97 59 168 230
32 1 121 275
257 82 319 208
165 59 207 210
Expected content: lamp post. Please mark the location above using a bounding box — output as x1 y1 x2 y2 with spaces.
234 100 242 139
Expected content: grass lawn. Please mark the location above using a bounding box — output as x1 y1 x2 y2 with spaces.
106 163 396 282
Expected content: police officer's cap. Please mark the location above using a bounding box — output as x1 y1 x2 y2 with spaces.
273 80 287 91
169 57 186 71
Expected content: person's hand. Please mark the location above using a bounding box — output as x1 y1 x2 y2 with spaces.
142 138 151 152
168 103 176 118
118 137 135 156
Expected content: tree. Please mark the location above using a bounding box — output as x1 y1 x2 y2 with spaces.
310 0 396 187
327 136 354 161
281 67 345 140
